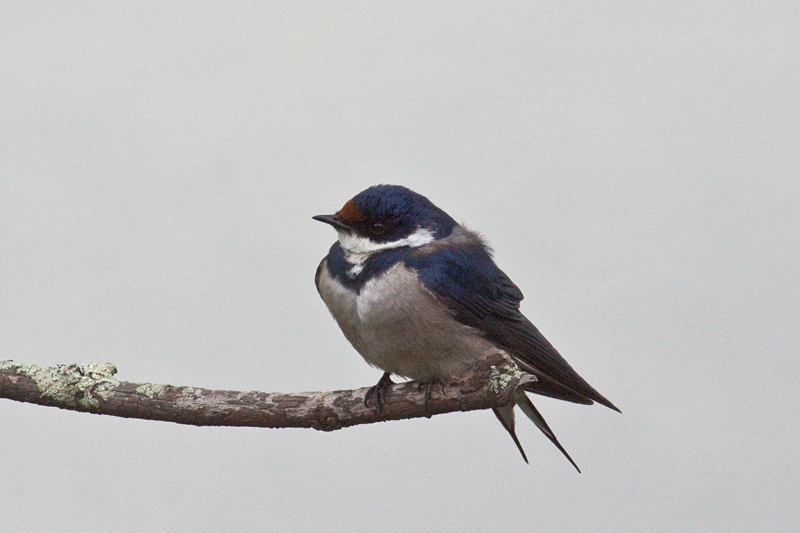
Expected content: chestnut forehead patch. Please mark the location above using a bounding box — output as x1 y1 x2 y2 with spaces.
336 199 366 223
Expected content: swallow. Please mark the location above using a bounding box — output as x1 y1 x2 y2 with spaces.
314 184 619 471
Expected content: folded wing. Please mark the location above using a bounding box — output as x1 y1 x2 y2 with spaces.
408 230 619 412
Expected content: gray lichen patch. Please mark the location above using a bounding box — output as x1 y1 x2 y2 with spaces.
488 362 525 394
7 362 120 409
1 360 21 371
136 383 168 399
180 386 196 397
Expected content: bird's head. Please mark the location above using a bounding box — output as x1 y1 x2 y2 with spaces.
313 185 457 255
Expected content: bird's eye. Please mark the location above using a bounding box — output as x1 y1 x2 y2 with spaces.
371 222 385 234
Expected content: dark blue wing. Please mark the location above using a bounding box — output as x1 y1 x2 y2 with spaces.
408 233 618 411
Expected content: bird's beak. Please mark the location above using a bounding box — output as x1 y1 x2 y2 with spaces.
312 214 353 232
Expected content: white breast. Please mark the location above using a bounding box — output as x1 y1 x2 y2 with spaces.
317 260 495 382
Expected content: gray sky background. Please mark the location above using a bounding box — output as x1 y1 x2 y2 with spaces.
1 3 798 532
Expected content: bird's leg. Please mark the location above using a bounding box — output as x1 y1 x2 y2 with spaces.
418 378 447 414
365 372 394 420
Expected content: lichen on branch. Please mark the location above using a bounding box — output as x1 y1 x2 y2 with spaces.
0 351 532 431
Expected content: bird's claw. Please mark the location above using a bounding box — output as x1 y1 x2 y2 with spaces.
365 372 394 420
418 378 446 414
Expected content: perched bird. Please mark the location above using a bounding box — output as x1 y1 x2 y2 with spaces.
313 184 618 471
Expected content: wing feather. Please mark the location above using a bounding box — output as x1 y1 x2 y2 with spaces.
408 228 619 412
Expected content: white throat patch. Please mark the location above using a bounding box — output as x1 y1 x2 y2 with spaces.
337 227 435 278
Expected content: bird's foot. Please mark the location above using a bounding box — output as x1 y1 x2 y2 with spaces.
365 372 394 420
418 378 446 415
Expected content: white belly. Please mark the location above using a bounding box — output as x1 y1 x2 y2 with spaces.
317 261 495 381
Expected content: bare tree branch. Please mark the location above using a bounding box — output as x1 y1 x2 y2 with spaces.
0 351 533 430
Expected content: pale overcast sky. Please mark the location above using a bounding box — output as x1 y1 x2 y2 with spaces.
1 3 798 532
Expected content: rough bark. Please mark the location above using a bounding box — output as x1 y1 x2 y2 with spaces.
0 352 534 430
